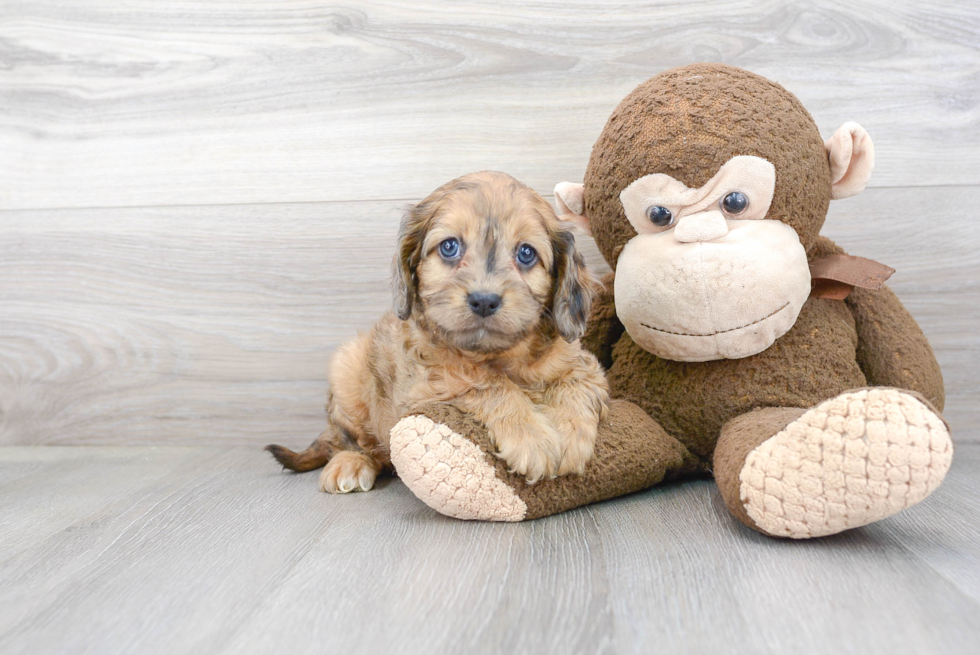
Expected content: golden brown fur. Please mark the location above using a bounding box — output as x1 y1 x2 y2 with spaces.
267 171 610 491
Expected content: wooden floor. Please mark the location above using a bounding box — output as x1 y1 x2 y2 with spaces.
2 1 979 653
0 443 977 654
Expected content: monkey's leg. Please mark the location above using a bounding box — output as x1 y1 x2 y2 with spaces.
388 399 703 521
713 388 953 539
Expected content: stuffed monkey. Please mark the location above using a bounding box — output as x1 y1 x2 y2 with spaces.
388 64 953 538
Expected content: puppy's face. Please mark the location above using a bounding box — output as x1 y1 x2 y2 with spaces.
393 171 595 353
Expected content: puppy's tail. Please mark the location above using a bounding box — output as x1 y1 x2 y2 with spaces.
265 432 332 472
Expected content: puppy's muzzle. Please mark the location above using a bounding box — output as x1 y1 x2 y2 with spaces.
467 291 502 318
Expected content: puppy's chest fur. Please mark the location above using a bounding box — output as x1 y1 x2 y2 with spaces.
356 314 566 446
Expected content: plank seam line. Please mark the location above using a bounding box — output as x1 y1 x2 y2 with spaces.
1 184 976 214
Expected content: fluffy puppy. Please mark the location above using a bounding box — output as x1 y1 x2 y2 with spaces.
266 171 609 493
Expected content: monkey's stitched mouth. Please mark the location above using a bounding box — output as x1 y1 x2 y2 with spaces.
640 302 790 337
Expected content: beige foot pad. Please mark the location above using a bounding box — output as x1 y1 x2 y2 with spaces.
389 415 527 521
740 389 953 538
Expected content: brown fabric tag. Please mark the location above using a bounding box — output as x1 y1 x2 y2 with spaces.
809 255 895 300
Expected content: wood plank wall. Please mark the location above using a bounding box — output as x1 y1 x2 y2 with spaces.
1 0 977 446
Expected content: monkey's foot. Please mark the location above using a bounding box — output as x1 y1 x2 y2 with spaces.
718 388 953 539
389 401 702 522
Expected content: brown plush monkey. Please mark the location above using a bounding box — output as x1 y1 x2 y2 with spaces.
388 64 953 539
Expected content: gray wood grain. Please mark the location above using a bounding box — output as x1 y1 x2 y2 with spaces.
0 443 977 655
1 0 978 210
1 186 975 447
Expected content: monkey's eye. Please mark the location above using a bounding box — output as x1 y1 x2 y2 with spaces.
516 244 538 267
722 192 748 215
646 205 674 227
439 238 461 259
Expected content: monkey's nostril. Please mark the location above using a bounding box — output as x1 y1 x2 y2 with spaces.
467 292 502 317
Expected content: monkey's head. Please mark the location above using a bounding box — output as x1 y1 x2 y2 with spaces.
555 64 874 362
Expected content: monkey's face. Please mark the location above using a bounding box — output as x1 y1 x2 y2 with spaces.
562 64 876 363
613 156 811 362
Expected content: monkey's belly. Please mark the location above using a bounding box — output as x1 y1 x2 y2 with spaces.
607 298 867 460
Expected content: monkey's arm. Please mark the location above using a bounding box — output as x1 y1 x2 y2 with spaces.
389 400 704 521
581 272 624 370
845 285 945 411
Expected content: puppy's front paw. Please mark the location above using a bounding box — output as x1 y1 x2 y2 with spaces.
491 413 563 484
554 414 600 476
319 451 379 493
542 371 609 476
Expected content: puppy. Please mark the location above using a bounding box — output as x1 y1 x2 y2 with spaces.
266 171 609 493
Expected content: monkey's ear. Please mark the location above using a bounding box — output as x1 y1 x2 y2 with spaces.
825 122 875 200
554 182 591 236
551 228 598 342
391 204 429 320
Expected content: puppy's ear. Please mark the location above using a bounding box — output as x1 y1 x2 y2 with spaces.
551 227 599 342
391 202 433 320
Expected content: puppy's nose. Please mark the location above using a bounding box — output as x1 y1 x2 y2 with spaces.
467 292 502 317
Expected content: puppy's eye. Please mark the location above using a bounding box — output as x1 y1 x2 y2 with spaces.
516 244 538 267
721 191 748 215
439 238 460 259
646 205 674 227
